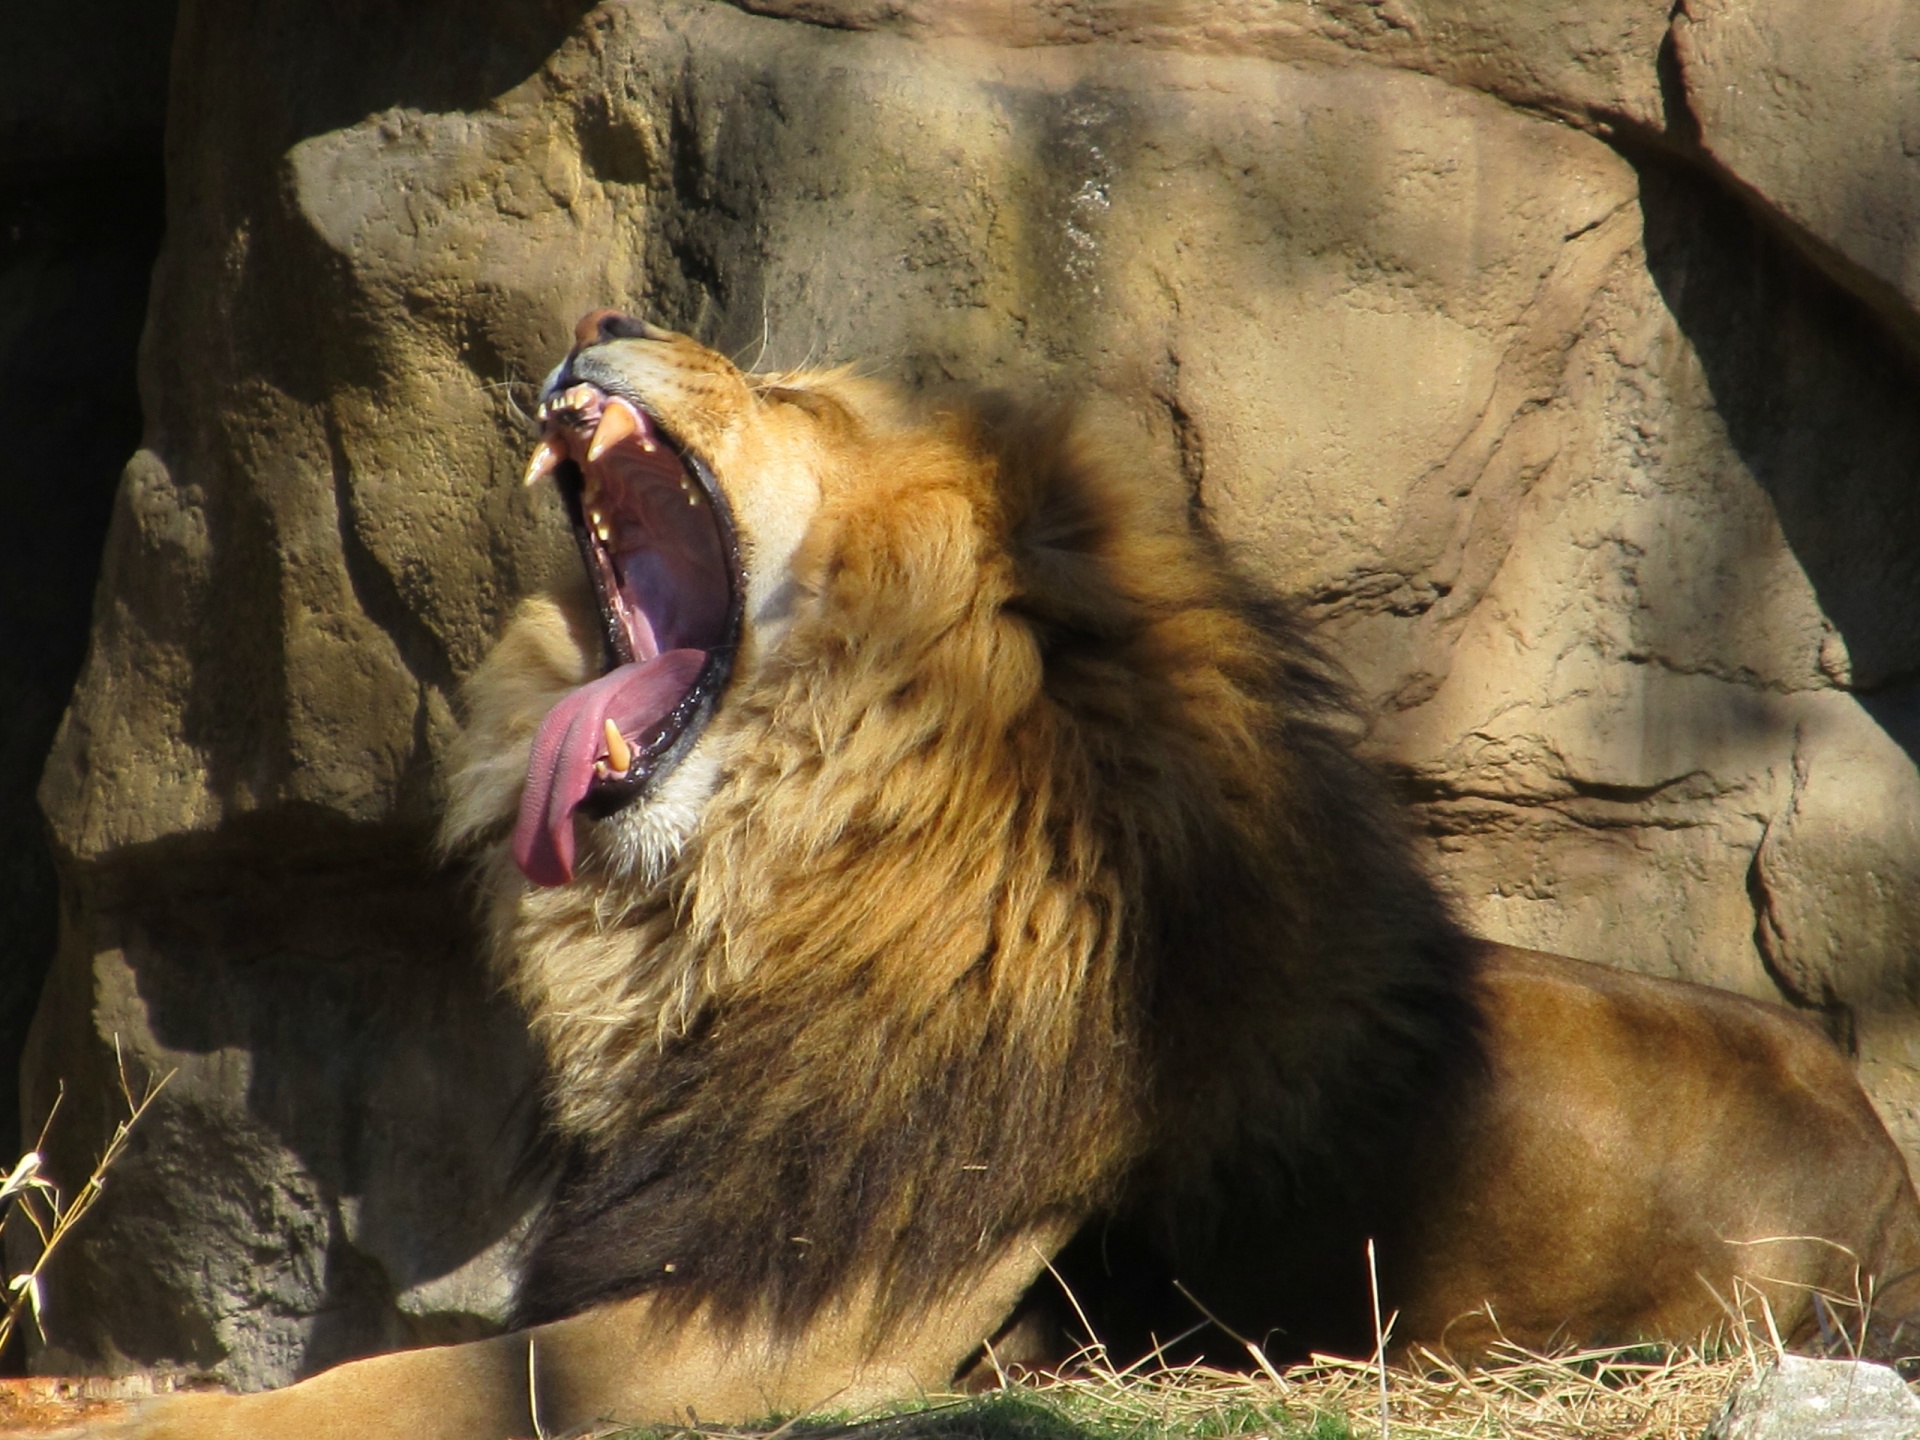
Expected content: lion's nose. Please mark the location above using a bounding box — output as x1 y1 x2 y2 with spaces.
574 309 663 347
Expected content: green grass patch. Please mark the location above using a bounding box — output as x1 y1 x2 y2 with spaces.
605 1385 1351 1440
593 1334 1790 1440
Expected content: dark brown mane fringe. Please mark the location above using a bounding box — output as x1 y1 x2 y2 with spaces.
506 391 1484 1361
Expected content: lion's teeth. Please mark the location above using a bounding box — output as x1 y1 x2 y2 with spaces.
588 397 640 462
553 383 598 414
603 719 632 775
521 435 565 488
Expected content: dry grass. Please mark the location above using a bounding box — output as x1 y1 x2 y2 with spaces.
591 1344 1759 1440
0 1045 169 1361
592 1281 1914 1440
1145 1341 1754 1439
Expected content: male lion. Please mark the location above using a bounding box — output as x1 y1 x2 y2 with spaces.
43 312 1920 1438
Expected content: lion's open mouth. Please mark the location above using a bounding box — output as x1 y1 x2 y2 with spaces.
514 381 740 886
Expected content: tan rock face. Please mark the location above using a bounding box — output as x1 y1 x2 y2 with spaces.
1675 0 1920 351
24 0 1920 1387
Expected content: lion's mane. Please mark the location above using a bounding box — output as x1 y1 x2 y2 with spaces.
448 391 1481 1356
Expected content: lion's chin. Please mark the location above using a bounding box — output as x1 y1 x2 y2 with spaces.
514 380 739 886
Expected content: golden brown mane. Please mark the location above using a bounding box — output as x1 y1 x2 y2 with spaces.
447 380 1480 1345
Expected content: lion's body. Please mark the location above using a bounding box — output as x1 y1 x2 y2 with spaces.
1401 947 1920 1352
1065 943 1920 1366
49 319 1920 1440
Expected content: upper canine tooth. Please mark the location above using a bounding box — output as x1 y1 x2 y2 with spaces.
521 435 565 488
588 398 641 463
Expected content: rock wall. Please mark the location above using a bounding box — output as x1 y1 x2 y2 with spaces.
19 0 1920 1387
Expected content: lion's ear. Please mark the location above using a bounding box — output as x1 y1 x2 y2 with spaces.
996 413 1182 649
790 479 989 643
758 385 842 418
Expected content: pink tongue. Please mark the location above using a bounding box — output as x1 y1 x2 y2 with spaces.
513 650 706 887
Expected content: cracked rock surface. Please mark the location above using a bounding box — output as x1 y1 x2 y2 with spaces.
1706 1357 1920 1440
20 0 1920 1387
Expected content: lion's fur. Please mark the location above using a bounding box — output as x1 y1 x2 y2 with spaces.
57 323 1920 1440
446 367 1482 1345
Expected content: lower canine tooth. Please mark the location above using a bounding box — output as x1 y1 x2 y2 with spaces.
603 719 633 775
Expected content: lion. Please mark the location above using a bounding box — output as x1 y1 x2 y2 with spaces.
36 311 1920 1439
